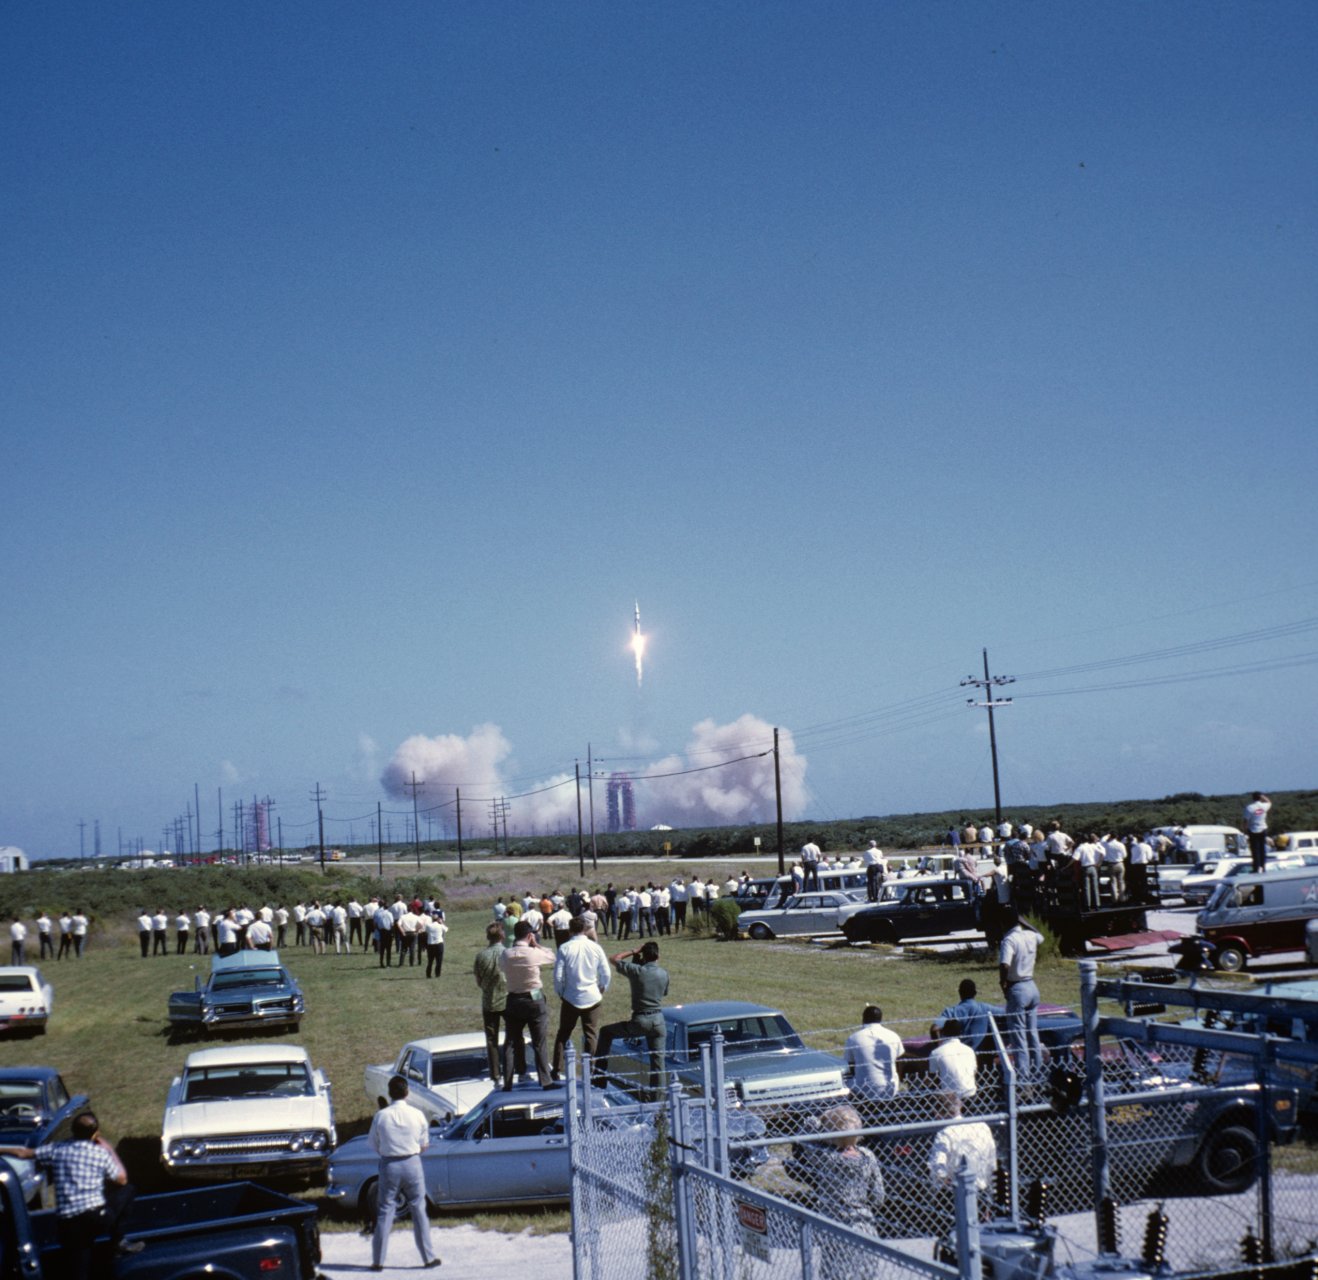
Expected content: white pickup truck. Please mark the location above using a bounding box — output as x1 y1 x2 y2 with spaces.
161 1044 335 1184
363 1032 501 1125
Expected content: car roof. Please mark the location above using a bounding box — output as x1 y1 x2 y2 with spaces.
183 1044 311 1069
664 1000 782 1025
398 1033 489 1055
211 950 287 972
0 967 42 979
0 1066 59 1082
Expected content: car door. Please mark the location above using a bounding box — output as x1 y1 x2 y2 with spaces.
399 1047 436 1117
443 1098 569 1205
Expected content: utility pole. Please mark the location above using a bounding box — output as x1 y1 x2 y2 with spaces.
499 796 510 855
93 819 101 860
587 743 598 867
277 816 284 867
217 787 224 858
78 820 86 865
404 772 424 870
311 783 327 873
233 800 245 865
962 647 1015 827
575 761 585 877
264 796 276 857
377 801 383 877
774 727 785 875
455 789 464 875
195 782 202 857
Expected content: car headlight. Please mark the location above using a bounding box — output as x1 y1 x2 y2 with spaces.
168 1140 207 1160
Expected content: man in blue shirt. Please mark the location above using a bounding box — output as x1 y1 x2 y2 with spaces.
934 979 1003 1052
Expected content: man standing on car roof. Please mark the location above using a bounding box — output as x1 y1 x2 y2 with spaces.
593 941 670 1099
999 907 1045 1076
862 841 887 903
499 919 556 1090
1245 791 1272 874
801 838 822 890
551 917 611 1082
473 922 508 1083
0 1111 144 1279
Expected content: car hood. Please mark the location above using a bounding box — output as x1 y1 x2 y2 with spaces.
703 1048 845 1080
437 1077 496 1116
164 1096 326 1137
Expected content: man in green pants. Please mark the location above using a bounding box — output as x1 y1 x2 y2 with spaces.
592 941 669 1098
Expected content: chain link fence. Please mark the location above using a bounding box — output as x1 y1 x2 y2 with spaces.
569 984 1318 1280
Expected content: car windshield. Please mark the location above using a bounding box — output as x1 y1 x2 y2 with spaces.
685 1014 804 1058
182 1063 312 1102
429 1051 490 1083
0 976 36 994
211 968 286 989
0 1082 44 1128
1190 861 1220 876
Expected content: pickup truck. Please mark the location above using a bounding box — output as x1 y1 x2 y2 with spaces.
0 1165 325 1279
364 1032 500 1124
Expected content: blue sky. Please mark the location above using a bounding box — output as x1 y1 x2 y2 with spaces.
3 3 1316 857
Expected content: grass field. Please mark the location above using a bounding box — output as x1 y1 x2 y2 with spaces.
0 858 1098 1231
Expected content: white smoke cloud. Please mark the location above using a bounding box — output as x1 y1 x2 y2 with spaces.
380 715 807 834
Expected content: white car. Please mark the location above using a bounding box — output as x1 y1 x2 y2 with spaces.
364 1032 502 1125
737 890 865 939
0 968 53 1036
161 1043 335 1183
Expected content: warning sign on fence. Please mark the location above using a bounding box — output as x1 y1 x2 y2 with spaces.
736 1200 770 1260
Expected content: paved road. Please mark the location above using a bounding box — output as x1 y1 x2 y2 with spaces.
318 1224 571 1277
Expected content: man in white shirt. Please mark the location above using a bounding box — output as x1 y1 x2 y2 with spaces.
245 917 274 950
9 919 27 966
174 911 191 955
1075 835 1103 909
551 918 611 1081
929 1104 997 1192
368 1076 441 1271
347 899 364 947
999 908 1044 1075
193 907 211 955
396 907 420 966
136 911 152 959
800 840 822 890
1102 835 1127 903
1244 791 1272 873
35 912 54 961
58 913 74 960
862 841 887 903
928 1020 978 1100
1128 837 1154 903
845 1005 904 1107
669 879 688 932
423 911 448 978
151 909 169 957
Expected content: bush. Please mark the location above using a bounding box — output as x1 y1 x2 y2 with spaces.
707 898 741 941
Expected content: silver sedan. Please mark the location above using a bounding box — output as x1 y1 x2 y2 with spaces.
737 889 864 939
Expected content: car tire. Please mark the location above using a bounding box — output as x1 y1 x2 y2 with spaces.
363 1178 378 1222
748 923 773 941
1194 1123 1258 1194
1214 945 1246 973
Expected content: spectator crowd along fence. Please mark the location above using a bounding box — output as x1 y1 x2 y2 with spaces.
567 964 1318 1280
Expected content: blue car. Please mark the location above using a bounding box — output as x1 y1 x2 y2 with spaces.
168 951 306 1037
0 1067 92 1205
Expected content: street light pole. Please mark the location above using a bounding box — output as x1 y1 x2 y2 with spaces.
962 648 1015 827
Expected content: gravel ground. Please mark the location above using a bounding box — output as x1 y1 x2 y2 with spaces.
318 1224 571 1277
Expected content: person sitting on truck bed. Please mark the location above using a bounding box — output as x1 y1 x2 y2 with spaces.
0 1111 144 1278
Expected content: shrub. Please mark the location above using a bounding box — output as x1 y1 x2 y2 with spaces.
707 898 741 941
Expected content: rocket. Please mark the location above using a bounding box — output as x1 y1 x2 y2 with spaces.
634 600 641 637
631 600 645 687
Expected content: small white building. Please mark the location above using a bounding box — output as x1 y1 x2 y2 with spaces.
0 847 30 873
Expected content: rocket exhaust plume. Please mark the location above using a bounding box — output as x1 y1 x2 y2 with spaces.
631 600 646 687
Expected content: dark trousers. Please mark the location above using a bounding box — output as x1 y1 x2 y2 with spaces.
552 1000 602 1077
349 917 363 945
425 942 444 978
176 931 188 954
152 930 167 955
58 934 73 959
595 1012 667 1097
673 901 687 930
194 928 209 954
39 933 54 958
1249 831 1268 873
803 863 820 890
866 866 881 901
377 931 393 967
504 992 550 1087
57 1182 136 1280
139 932 150 958
482 1008 505 1082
